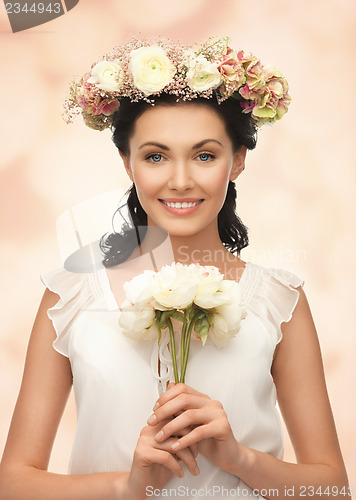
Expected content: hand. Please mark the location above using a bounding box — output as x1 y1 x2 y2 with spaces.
147 382 241 474
125 414 200 500
151 383 199 461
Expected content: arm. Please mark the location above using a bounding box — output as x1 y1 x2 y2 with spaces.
229 285 351 499
0 288 130 500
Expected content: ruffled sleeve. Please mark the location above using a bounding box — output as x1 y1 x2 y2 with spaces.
40 267 94 358
248 266 305 345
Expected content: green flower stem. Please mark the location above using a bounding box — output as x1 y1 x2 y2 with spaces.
167 319 179 383
180 311 205 383
180 311 188 375
157 322 162 346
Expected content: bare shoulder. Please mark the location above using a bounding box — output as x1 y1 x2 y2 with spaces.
271 285 347 474
1 288 73 471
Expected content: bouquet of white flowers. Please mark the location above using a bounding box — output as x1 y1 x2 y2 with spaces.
118 262 247 383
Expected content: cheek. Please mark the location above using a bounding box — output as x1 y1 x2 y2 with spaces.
133 167 162 200
206 165 230 196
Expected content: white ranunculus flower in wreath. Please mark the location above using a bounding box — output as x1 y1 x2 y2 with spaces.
187 55 223 92
87 60 123 92
128 45 177 96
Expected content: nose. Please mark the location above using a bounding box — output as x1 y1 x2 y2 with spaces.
166 160 195 191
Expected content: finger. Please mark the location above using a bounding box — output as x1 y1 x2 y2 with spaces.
172 423 199 458
170 422 218 451
154 409 208 443
172 441 198 459
179 427 199 459
154 382 210 411
166 382 210 400
173 448 200 476
148 393 207 426
139 447 184 478
166 382 206 397
152 435 199 476
189 443 198 458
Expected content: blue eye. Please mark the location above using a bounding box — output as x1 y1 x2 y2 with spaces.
198 153 214 162
147 153 162 162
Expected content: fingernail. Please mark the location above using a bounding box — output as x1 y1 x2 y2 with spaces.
194 463 200 475
171 441 180 450
155 430 164 440
147 414 157 424
153 401 160 411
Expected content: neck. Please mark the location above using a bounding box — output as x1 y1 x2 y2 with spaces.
169 233 232 266
129 220 241 272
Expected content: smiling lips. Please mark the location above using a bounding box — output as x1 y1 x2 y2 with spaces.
159 198 204 214
160 199 203 208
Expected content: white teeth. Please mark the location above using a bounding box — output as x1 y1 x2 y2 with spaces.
163 200 201 208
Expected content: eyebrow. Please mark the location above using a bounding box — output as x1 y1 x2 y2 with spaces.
138 139 223 150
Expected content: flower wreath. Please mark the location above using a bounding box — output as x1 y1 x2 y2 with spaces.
63 34 291 131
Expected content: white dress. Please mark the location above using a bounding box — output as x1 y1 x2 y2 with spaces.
40 261 304 499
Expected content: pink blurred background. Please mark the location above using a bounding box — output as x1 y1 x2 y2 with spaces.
0 0 355 487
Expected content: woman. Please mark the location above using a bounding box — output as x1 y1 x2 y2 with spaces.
0 35 350 499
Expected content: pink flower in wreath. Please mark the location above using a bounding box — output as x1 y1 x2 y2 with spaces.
251 66 291 123
239 57 266 102
217 47 245 86
76 73 120 117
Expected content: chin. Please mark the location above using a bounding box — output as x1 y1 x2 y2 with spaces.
157 223 196 235
147 212 210 236
168 229 198 236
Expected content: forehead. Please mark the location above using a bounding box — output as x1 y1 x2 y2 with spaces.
131 103 227 144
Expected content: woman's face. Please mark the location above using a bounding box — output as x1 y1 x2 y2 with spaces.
120 103 246 237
